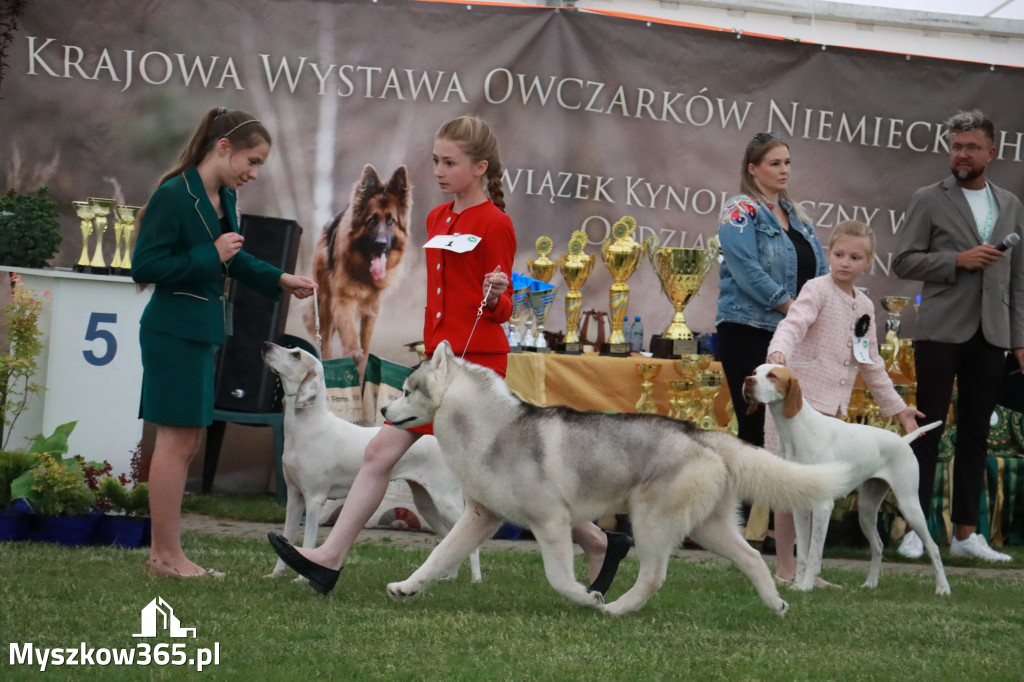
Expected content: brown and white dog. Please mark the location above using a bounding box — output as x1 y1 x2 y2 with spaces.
311 165 410 370
743 364 950 595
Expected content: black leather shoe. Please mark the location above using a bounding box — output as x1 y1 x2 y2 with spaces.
588 530 634 595
267 532 341 595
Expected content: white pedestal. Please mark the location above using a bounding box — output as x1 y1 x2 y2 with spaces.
3 267 151 477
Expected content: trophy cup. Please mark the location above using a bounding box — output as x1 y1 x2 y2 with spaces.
507 274 532 352
666 379 694 420
696 369 723 431
525 280 558 352
880 296 911 373
600 216 644 356
897 340 917 407
635 363 661 414
527 236 556 284
644 235 721 358
557 231 594 354
87 197 116 275
113 204 140 275
73 201 95 273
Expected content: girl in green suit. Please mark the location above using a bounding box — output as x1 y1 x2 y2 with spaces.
132 107 316 578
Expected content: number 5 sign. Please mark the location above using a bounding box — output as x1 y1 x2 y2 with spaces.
5 268 151 477
83 312 118 366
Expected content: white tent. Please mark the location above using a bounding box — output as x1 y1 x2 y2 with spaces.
566 0 1024 67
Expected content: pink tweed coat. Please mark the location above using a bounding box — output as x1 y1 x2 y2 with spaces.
763 274 907 451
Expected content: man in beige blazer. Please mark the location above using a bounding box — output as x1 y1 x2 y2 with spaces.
893 110 1024 562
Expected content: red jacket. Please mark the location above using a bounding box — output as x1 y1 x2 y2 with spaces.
423 200 515 364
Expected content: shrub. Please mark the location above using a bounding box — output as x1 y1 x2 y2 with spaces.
30 452 96 516
0 187 62 268
0 279 47 449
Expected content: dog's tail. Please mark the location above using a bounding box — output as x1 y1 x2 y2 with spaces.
702 431 852 511
901 420 942 444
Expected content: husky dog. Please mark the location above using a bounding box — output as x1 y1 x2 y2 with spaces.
311 164 410 369
381 342 852 616
261 342 480 582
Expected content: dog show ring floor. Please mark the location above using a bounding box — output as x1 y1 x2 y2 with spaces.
181 514 1024 582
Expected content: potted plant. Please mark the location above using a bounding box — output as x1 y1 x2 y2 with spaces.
0 448 35 541
93 446 150 548
23 451 98 546
0 277 47 450
0 187 63 268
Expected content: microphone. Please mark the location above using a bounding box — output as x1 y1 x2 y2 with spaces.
996 233 1021 252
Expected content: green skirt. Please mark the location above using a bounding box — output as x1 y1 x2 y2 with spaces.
140 327 218 427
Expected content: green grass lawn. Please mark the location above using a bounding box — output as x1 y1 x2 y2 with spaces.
2 496 1023 681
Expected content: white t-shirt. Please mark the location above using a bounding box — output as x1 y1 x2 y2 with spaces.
962 183 998 243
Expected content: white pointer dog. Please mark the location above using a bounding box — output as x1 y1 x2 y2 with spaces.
743 363 950 595
381 341 852 616
261 342 480 582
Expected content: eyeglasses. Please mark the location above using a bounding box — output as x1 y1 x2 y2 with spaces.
753 132 777 143
950 143 987 155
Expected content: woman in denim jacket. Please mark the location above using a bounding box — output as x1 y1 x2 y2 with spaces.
715 134 828 561
716 133 828 446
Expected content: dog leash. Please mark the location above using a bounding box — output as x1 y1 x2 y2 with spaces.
312 286 323 350
461 279 494 360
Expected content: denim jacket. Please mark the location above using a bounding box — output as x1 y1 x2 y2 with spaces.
715 194 828 332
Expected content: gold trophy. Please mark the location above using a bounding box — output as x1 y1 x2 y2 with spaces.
645 235 721 357
635 363 661 414
87 197 116 275
113 204 140 275
696 369 723 431
669 354 711 422
527 236 556 284
880 296 910 373
665 379 693 420
600 216 644 356
557 231 594 354
73 201 94 272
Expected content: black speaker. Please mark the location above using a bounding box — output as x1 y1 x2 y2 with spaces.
213 214 303 412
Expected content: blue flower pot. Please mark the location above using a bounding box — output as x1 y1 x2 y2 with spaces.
25 513 100 547
493 523 525 540
92 515 151 548
0 509 30 541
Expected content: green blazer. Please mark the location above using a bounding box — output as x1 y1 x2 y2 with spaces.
132 166 283 345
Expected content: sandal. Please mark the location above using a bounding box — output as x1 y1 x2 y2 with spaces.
145 558 225 579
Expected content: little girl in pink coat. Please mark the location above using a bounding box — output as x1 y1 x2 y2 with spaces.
764 220 922 587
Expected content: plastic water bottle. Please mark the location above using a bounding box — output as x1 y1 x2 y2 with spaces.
631 315 644 352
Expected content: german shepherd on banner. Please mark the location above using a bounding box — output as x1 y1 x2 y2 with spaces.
311 165 410 368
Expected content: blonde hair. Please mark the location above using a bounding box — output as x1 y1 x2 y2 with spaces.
830 220 875 258
435 116 506 212
739 133 810 223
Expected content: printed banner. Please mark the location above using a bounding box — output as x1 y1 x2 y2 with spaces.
3 0 1023 363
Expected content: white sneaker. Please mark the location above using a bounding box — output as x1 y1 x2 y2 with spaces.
898 530 923 559
950 533 1012 562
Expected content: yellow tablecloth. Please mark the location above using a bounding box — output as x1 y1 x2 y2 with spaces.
506 352 727 417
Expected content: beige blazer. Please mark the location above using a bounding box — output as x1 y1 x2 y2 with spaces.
893 176 1024 348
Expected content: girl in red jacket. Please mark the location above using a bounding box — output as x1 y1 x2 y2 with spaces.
269 116 627 595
